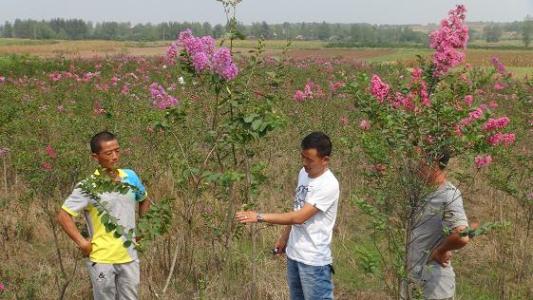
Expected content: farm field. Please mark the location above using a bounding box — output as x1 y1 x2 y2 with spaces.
1 38 533 77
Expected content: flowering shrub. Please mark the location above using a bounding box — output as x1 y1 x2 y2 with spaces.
362 6 515 169
346 5 517 297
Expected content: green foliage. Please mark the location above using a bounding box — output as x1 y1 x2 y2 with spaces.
354 245 381 274
137 198 172 250
78 169 170 249
457 221 511 238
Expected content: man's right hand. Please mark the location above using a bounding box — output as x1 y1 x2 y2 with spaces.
274 238 287 256
78 239 92 257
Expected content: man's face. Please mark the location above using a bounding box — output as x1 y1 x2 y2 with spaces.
92 139 120 170
417 159 438 183
301 148 329 178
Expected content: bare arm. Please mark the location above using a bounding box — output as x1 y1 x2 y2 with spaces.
139 198 151 217
236 203 320 225
431 225 469 267
57 209 92 256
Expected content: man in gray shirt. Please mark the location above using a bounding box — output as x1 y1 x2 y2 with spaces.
405 151 472 300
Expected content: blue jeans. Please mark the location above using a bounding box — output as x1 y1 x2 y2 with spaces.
287 257 334 300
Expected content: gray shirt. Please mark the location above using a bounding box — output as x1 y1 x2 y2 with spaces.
407 181 468 299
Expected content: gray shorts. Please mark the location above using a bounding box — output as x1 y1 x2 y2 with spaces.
86 259 140 300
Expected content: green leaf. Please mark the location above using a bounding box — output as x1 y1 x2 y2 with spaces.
101 214 109 224
251 119 262 131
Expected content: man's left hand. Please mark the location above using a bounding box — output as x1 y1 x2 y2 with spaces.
235 211 258 223
431 247 452 267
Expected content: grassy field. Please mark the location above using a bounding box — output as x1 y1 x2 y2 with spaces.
1 38 532 77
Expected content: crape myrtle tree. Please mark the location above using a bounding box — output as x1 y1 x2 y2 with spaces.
344 5 515 299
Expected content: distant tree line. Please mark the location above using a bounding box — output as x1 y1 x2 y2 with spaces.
1 18 532 48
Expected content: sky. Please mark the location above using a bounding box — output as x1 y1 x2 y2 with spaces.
1 0 532 25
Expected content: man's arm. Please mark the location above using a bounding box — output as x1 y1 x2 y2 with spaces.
235 203 320 225
431 225 469 267
139 198 151 217
57 209 92 256
274 226 291 255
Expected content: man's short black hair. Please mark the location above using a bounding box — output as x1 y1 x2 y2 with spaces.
301 132 332 157
90 131 117 154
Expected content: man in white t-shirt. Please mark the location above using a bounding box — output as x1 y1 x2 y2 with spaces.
236 132 340 300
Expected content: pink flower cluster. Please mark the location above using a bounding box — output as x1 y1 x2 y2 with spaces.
370 71 431 110
370 74 390 103
459 107 485 127
429 5 469 76
493 82 506 91
464 95 474 106
48 72 62 82
110 76 120 86
482 117 510 131
487 132 516 146
0 75 5 83
329 81 345 93
173 29 239 81
359 119 371 130
293 80 324 102
149 83 179 110
409 68 430 106
46 144 57 159
391 92 414 110
474 154 492 168
82 72 100 82
455 106 487 135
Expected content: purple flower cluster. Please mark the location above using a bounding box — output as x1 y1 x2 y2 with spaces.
491 56 507 74
166 42 179 62
429 5 469 76
212 48 239 81
172 29 239 81
149 83 179 110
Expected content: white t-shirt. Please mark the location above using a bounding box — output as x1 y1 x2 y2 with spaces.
286 167 340 266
